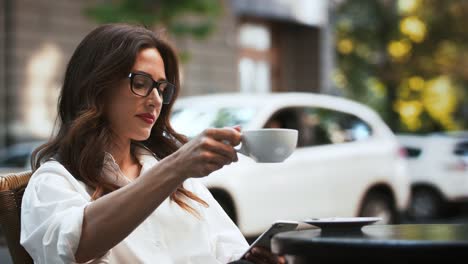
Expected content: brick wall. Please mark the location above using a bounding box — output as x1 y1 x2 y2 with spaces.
8 0 97 142
0 0 6 147
2 0 238 144
174 2 239 96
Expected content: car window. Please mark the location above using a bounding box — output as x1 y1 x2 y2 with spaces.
264 107 372 148
454 141 468 156
264 107 329 147
171 107 257 138
304 107 372 146
0 152 29 168
404 147 422 158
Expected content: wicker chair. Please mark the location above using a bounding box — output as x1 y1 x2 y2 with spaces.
0 171 33 264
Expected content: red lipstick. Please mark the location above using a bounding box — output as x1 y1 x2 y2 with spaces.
136 113 155 124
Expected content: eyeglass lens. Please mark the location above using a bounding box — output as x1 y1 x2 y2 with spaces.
131 74 174 103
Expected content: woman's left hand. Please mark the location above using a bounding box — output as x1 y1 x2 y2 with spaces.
244 246 286 264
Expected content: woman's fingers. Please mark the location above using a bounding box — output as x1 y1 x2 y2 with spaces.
245 252 266 264
173 127 242 178
232 125 242 132
201 137 238 162
203 127 242 147
249 247 283 264
252 247 278 263
197 129 239 162
278 256 286 264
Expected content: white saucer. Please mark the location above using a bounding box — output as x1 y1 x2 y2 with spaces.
302 217 382 230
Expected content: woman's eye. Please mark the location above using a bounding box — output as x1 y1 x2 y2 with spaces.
134 82 146 89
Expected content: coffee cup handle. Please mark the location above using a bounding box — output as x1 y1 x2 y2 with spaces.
235 143 248 156
223 140 248 156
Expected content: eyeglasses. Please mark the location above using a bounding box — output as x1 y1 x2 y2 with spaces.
128 72 175 104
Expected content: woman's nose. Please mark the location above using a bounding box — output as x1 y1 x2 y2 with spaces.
147 88 163 106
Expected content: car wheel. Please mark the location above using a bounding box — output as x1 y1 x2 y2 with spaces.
217 197 236 223
408 187 444 221
210 190 237 224
359 191 396 224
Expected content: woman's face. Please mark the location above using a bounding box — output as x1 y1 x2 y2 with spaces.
106 48 166 142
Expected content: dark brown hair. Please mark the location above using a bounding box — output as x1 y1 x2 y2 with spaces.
32 23 207 214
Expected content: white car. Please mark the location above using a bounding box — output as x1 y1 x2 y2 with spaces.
171 93 410 237
397 132 468 220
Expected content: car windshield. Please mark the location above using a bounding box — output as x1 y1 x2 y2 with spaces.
171 106 257 138
454 140 468 157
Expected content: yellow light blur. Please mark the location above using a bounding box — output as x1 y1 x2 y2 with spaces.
422 76 459 130
400 16 427 43
338 38 354 54
394 100 423 131
387 40 412 60
408 76 425 91
398 0 421 13
398 101 423 116
397 83 411 99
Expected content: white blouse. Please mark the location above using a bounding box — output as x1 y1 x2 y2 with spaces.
20 148 248 264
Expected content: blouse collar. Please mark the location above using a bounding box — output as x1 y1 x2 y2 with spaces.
102 144 158 187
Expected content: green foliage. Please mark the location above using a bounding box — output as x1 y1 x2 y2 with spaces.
84 0 222 39
334 0 468 133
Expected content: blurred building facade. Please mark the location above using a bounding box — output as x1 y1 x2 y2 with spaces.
1 0 98 147
0 0 332 147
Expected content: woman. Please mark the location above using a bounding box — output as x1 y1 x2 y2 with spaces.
20 24 284 264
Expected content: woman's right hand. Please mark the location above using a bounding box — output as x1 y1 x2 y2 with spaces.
244 247 286 264
169 127 242 179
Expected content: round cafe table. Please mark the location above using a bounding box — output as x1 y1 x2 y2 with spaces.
271 224 468 264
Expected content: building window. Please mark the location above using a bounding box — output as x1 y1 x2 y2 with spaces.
238 23 273 93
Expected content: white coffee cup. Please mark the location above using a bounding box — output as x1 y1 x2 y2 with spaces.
236 129 298 163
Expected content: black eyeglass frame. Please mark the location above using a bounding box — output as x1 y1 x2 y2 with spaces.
128 72 175 104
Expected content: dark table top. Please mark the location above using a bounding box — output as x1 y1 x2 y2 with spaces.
271 224 468 264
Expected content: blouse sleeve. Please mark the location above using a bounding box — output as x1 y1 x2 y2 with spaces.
20 162 109 264
188 179 249 263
